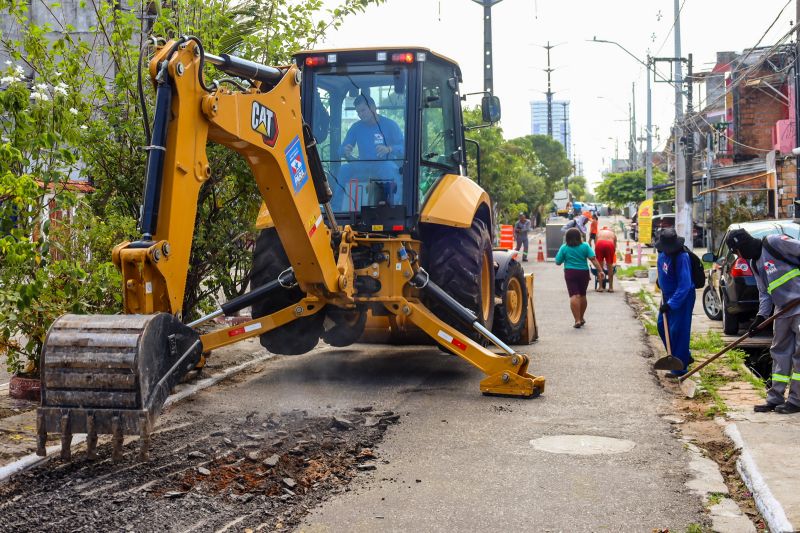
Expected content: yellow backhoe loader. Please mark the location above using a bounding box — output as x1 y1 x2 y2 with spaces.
36 37 543 461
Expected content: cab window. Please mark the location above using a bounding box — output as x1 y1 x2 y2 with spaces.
311 67 409 213
419 61 459 203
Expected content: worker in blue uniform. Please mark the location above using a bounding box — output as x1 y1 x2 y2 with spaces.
655 229 695 376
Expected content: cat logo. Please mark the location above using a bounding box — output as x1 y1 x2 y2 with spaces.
251 101 279 147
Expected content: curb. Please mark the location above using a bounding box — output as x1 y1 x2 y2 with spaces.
724 422 793 533
0 353 275 483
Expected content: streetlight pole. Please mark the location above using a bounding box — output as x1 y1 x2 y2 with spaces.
673 0 690 248
646 55 653 200
471 0 505 95
589 38 654 197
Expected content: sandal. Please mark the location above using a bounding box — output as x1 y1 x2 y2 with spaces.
573 322 582 328
580 319 586 326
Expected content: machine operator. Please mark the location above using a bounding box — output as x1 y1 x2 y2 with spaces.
338 94 404 209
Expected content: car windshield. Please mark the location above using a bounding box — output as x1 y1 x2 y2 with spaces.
749 225 800 240
309 66 409 213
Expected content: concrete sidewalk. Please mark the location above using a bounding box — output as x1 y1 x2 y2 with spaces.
620 270 800 532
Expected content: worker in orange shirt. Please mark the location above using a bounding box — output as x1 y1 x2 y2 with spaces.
588 212 599 248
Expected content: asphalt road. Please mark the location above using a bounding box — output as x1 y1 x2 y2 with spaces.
1 218 710 531
169 256 706 531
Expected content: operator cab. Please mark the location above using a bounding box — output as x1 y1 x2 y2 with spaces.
295 48 466 233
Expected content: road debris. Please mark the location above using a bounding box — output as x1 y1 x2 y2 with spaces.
0 409 393 531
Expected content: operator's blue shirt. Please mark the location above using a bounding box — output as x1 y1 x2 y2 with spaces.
657 251 694 310
340 116 404 160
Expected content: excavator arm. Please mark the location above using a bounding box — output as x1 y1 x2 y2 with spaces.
116 38 340 316
36 37 544 463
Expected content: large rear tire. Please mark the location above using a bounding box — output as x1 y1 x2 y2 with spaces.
493 260 528 344
251 228 323 355
423 218 495 341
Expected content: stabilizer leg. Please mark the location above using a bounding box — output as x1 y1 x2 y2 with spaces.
387 298 545 398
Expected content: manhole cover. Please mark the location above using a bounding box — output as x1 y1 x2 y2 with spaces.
530 435 636 455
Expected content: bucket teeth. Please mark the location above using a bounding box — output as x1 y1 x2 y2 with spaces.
111 416 124 462
36 411 47 457
138 413 151 462
59 413 72 461
86 414 98 460
37 313 202 462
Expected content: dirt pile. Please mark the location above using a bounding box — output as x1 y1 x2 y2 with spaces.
0 408 397 532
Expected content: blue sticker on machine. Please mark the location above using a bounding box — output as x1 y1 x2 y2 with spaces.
285 136 309 194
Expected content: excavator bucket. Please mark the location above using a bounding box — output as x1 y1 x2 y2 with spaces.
37 313 202 461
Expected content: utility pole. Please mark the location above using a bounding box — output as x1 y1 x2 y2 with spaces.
673 0 691 249
471 0 505 94
795 0 800 214
562 102 569 189
685 53 694 232
630 82 638 170
628 103 634 170
646 55 653 200
544 41 555 137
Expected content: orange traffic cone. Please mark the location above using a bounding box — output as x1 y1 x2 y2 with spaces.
624 241 632 264
536 240 545 262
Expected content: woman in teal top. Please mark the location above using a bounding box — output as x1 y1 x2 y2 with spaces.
555 228 605 328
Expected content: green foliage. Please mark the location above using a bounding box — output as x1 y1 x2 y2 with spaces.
711 194 767 238
595 168 673 207
616 264 647 278
568 175 587 201
463 110 555 223
515 135 572 191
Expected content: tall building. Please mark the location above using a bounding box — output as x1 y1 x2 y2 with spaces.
530 100 571 159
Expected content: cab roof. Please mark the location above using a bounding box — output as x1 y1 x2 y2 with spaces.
294 46 463 81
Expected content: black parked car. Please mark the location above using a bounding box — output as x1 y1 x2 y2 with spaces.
702 220 800 335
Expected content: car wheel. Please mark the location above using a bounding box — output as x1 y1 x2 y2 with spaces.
702 286 722 321
722 292 739 335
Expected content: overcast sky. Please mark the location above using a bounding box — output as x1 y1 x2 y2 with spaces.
319 0 796 191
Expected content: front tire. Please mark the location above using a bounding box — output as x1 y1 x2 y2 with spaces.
423 218 495 341
493 260 528 344
251 228 324 355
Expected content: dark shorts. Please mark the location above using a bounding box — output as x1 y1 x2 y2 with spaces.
564 268 590 297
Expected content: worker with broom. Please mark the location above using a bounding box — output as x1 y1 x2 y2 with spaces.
655 229 695 377
726 229 800 414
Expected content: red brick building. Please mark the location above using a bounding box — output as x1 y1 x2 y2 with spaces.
692 45 797 249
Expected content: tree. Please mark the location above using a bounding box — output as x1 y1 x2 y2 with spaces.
511 135 572 196
463 109 549 223
595 168 673 207
568 175 587 201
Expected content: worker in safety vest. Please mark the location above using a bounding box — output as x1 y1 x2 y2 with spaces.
726 229 800 414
